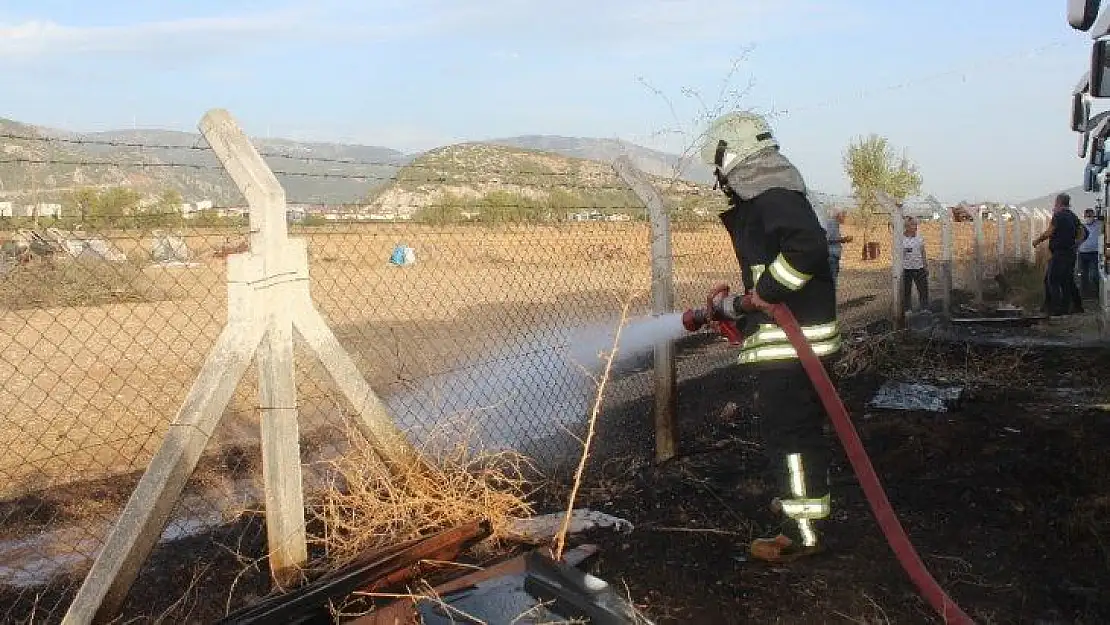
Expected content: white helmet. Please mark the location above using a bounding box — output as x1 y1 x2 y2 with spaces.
699 111 779 176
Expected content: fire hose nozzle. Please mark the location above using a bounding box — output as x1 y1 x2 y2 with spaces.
681 307 709 332
682 284 747 345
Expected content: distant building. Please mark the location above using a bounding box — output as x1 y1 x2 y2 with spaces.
0 201 12 217
34 203 62 218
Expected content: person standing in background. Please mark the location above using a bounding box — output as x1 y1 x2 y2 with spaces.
1033 193 1085 315
1078 208 1101 297
824 208 853 289
901 216 929 312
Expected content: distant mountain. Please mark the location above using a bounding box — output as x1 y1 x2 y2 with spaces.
1018 185 1099 210
0 120 410 206
0 120 738 209
485 135 716 185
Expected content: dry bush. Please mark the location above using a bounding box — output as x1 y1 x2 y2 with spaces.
0 257 170 309
834 330 903 379
308 422 535 566
835 328 1030 388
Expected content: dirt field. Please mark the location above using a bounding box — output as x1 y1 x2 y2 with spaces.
534 325 1110 624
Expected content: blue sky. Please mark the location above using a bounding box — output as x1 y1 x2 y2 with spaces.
0 0 1098 202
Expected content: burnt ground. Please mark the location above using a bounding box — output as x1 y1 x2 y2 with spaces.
4 327 1110 624
537 331 1110 624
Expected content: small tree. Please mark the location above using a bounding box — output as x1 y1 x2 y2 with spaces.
843 134 923 259
68 187 100 222
146 189 185 227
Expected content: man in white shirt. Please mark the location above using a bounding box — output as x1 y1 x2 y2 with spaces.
901 216 929 311
1078 208 1101 297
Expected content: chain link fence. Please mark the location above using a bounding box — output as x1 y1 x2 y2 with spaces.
1 122 896 622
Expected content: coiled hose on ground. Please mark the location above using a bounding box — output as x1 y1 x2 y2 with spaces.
769 303 975 625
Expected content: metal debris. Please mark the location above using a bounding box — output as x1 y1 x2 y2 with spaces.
869 381 965 413
216 521 491 625
504 509 634 545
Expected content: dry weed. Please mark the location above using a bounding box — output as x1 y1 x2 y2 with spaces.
835 328 1031 388
308 419 535 566
552 291 641 560
0 256 170 309
834 330 902 379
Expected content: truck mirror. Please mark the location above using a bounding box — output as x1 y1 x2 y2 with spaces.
1073 92 1090 132
1070 0 1102 31
1091 39 1110 97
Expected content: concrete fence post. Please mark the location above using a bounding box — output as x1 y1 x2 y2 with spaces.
62 109 420 625
928 196 953 316
997 209 1007 269
876 191 904 328
1025 209 1036 262
613 157 677 464
973 205 985 305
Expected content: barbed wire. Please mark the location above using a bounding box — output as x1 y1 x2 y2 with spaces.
0 132 676 181
0 155 646 191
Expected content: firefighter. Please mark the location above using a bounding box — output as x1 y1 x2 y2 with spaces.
698 111 842 561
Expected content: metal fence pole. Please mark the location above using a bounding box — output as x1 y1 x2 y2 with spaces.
613 157 677 464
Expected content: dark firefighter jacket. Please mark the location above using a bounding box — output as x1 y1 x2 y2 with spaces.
718 187 841 365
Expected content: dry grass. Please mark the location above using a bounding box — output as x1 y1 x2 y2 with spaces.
835 325 1032 389
307 421 535 566
0 257 171 309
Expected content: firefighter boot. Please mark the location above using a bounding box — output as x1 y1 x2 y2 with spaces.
749 452 830 563
749 499 827 562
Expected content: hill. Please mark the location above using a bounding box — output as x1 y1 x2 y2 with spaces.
0 120 410 206
368 142 722 222
0 119 740 212
486 135 715 185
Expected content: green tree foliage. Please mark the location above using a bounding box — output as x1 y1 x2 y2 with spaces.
62 186 142 223
843 134 923 251
412 189 640 224
95 187 143 218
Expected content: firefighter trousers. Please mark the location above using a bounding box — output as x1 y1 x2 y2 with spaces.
753 360 833 546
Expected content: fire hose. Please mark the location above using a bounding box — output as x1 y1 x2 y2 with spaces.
683 286 975 625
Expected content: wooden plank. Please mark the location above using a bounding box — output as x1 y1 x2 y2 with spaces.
613 157 677 464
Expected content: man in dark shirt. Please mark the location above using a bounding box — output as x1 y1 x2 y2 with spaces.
1033 193 1086 315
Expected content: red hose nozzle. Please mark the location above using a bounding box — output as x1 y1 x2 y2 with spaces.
682 307 708 332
